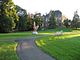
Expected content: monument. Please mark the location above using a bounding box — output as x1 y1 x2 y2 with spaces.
32 22 39 34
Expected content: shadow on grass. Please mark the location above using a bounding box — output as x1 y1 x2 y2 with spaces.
0 42 19 60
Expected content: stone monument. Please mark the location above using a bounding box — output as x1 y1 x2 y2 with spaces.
32 22 39 34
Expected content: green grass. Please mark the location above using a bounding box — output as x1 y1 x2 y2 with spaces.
0 31 34 40
39 28 72 32
36 31 80 60
0 31 39 60
0 42 19 60
0 28 79 60
0 31 49 60
0 28 73 40
0 31 47 60
0 31 46 41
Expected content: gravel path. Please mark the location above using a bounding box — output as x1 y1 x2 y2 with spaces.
16 38 55 60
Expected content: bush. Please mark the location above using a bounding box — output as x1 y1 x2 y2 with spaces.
0 16 15 33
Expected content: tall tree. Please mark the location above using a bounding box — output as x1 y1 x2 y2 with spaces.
48 11 56 29
16 5 30 31
27 14 33 30
0 0 19 32
71 11 80 29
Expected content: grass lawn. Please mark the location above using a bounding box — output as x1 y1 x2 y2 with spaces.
0 32 34 60
0 42 19 60
0 31 50 60
0 31 52 41
0 28 73 40
0 31 47 60
0 31 39 60
0 31 35 40
0 28 79 60
36 31 80 60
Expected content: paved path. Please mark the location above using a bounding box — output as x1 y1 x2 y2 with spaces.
16 38 55 60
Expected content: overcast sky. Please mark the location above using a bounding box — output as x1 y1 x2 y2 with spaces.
13 0 80 19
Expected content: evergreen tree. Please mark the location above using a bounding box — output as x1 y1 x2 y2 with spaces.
71 18 78 29
0 0 19 32
27 14 33 30
71 11 80 29
16 5 29 31
48 11 56 29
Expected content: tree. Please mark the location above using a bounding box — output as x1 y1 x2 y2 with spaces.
77 22 80 28
0 0 19 32
0 16 15 32
16 6 27 31
33 13 43 29
27 14 33 30
63 19 71 28
71 18 78 29
48 11 56 29
71 11 80 29
16 5 32 31
54 10 62 28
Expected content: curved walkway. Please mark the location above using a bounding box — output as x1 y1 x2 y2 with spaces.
16 38 55 60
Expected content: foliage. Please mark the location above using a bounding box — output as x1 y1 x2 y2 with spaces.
71 18 79 29
0 0 19 33
71 11 80 29
0 16 15 32
33 13 43 29
17 14 28 31
63 19 71 28
16 5 28 31
77 22 80 28
16 5 33 31
48 11 56 29
27 14 33 30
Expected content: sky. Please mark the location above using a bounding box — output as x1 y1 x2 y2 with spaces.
13 0 80 20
